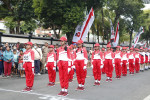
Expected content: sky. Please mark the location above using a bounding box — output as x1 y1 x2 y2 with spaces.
142 4 150 10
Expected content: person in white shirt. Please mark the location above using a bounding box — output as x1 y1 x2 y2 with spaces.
32 44 42 75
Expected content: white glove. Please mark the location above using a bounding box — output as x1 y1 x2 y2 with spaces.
46 67 48 70
32 62 34 67
54 61 56 66
53 67 56 70
121 63 123 66
83 66 87 70
126 62 129 65
101 65 104 68
68 61 71 66
91 65 93 69
84 59 88 65
72 65 75 69
68 68 71 73
113 64 115 67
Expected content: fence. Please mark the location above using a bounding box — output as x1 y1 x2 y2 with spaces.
0 32 107 49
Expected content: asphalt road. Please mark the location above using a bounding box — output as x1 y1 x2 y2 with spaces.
0 68 150 100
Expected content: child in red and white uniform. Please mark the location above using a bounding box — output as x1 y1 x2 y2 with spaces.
68 45 75 82
57 36 71 96
101 48 105 74
139 47 145 72
114 46 122 79
128 48 135 75
104 44 114 82
134 48 140 73
149 49 150 69
91 43 103 86
22 42 34 92
145 48 149 70
121 47 128 76
46 45 56 86
74 40 88 90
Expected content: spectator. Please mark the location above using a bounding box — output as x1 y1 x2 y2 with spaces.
18 50 25 77
41 42 49 74
3 46 14 77
13 49 19 75
0 45 3 77
2 42 9 51
19 44 26 53
16 42 20 50
33 43 42 75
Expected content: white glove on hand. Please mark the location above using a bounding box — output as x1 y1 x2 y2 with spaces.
91 65 93 69
53 67 56 70
101 65 104 68
46 67 48 70
32 62 34 67
83 66 87 70
113 64 115 67
68 61 71 66
68 68 71 73
72 65 75 69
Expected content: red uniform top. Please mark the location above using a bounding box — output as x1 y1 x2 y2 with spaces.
104 51 114 64
74 47 88 65
46 51 56 66
128 52 135 63
91 50 103 64
114 51 122 59
145 52 149 63
135 52 140 62
23 49 34 67
121 52 129 62
140 52 145 64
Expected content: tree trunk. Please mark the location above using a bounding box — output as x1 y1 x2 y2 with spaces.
97 23 99 43
66 32 73 45
101 7 104 43
113 14 120 27
129 29 133 48
16 20 20 34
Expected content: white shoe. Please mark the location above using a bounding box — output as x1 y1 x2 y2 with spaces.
37 73 41 75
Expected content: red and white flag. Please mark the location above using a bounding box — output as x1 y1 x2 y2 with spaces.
132 26 144 47
112 21 119 47
72 8 94 43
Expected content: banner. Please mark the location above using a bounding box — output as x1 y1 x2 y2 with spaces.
110 19 115 42
132 26 144 47
112 21 119 47
72 8 94 43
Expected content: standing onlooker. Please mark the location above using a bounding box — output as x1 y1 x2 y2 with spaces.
2 42 9 52
3 46 14 77
19 44 26 53
18 50 25 77
16 42 20 50
33 43 42 75
41 42 49 74
13 49 19 75
0 45 3 77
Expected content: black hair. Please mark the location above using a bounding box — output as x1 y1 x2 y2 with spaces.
64 46 67 51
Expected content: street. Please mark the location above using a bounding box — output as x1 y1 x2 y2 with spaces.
0 68 150 100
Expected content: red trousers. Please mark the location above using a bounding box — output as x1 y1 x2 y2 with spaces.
4 61 12 76
105 59 113 78
58 60 69 89
102 61 106 74
75 60 86 85
135 58 140 72
47 62 56 83
129 59 134 73
23 62 34 87
115 59 121 77
122 60 127 75
68 67 74 80
92 59 101 81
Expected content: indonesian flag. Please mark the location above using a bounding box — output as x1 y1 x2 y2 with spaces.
112 21 119 47
72 8 94 43
132 26 144 47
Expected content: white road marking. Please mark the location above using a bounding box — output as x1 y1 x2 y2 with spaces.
144 95 150 100
0 88 77 100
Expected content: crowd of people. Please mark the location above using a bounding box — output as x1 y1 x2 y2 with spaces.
0 36 150 97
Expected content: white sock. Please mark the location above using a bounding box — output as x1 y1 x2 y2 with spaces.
107 77 110 79
62 88 65 92
79 84 82 87
95 80 98 82
82 85 84 87
64 89 67 92
98 81 100 83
